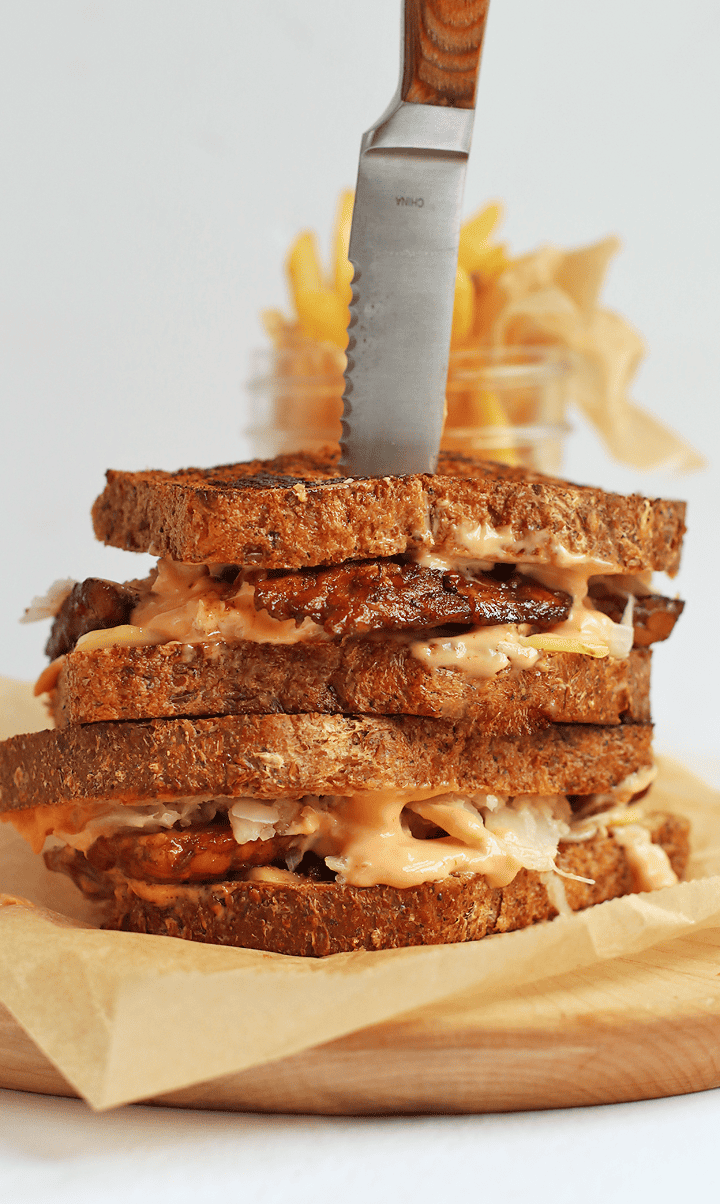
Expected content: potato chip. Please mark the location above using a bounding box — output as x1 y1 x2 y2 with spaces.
555 237 620 316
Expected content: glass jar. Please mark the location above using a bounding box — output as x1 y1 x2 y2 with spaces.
245 344 572 474
443 346 572 474
245 343 346 459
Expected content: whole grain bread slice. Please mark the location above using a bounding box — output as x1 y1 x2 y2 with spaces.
48 640 652 732
46 812 689 956
0 715 654 814
91 449 686 574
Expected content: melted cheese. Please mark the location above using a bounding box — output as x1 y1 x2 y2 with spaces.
522 562 630 657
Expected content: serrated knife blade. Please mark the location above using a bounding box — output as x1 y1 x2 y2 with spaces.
341 0 490 478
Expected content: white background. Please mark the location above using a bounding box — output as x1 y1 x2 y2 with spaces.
1 1 719 1197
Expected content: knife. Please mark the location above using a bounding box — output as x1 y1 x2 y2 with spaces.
341 0 491 478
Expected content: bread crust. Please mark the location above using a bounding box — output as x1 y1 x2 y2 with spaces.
47 813 688 956
91 450 686 574
49 640 652 732
0 715 653 813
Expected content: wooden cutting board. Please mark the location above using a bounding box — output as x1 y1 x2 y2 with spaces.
2 924 720 1113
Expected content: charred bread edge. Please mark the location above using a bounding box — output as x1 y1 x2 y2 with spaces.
90 451 686 574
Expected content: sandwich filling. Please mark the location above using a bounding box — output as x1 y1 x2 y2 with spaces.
3 459 689 953
18 505 683 907
31 551 683 697
11 762 676 900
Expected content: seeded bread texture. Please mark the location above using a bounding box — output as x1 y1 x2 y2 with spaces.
47 813 689 956
0 715 653 813
91 450 686 574
49 641 652 732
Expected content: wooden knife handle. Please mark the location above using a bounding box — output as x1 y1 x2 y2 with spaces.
401 0 490 109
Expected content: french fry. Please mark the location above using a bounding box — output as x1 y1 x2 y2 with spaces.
294 288 349 350
451 266 474 344
287 231 324 311
266 191 701 472
457 202 503 273
472 242 510 279
472 389 520 466
261 309 291 347
475 389 510 428
333 189 355 305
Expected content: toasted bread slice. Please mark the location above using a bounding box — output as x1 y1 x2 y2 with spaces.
48 640 652 731
45 812 689 956
91 450 686 574
0 715 654 815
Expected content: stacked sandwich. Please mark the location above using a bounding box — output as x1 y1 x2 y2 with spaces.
0 450 689 955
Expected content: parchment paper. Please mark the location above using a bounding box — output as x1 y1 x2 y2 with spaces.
1 677 719 1111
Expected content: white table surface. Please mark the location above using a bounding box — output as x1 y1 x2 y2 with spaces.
1 3 719 1199
3 1083 720 1204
